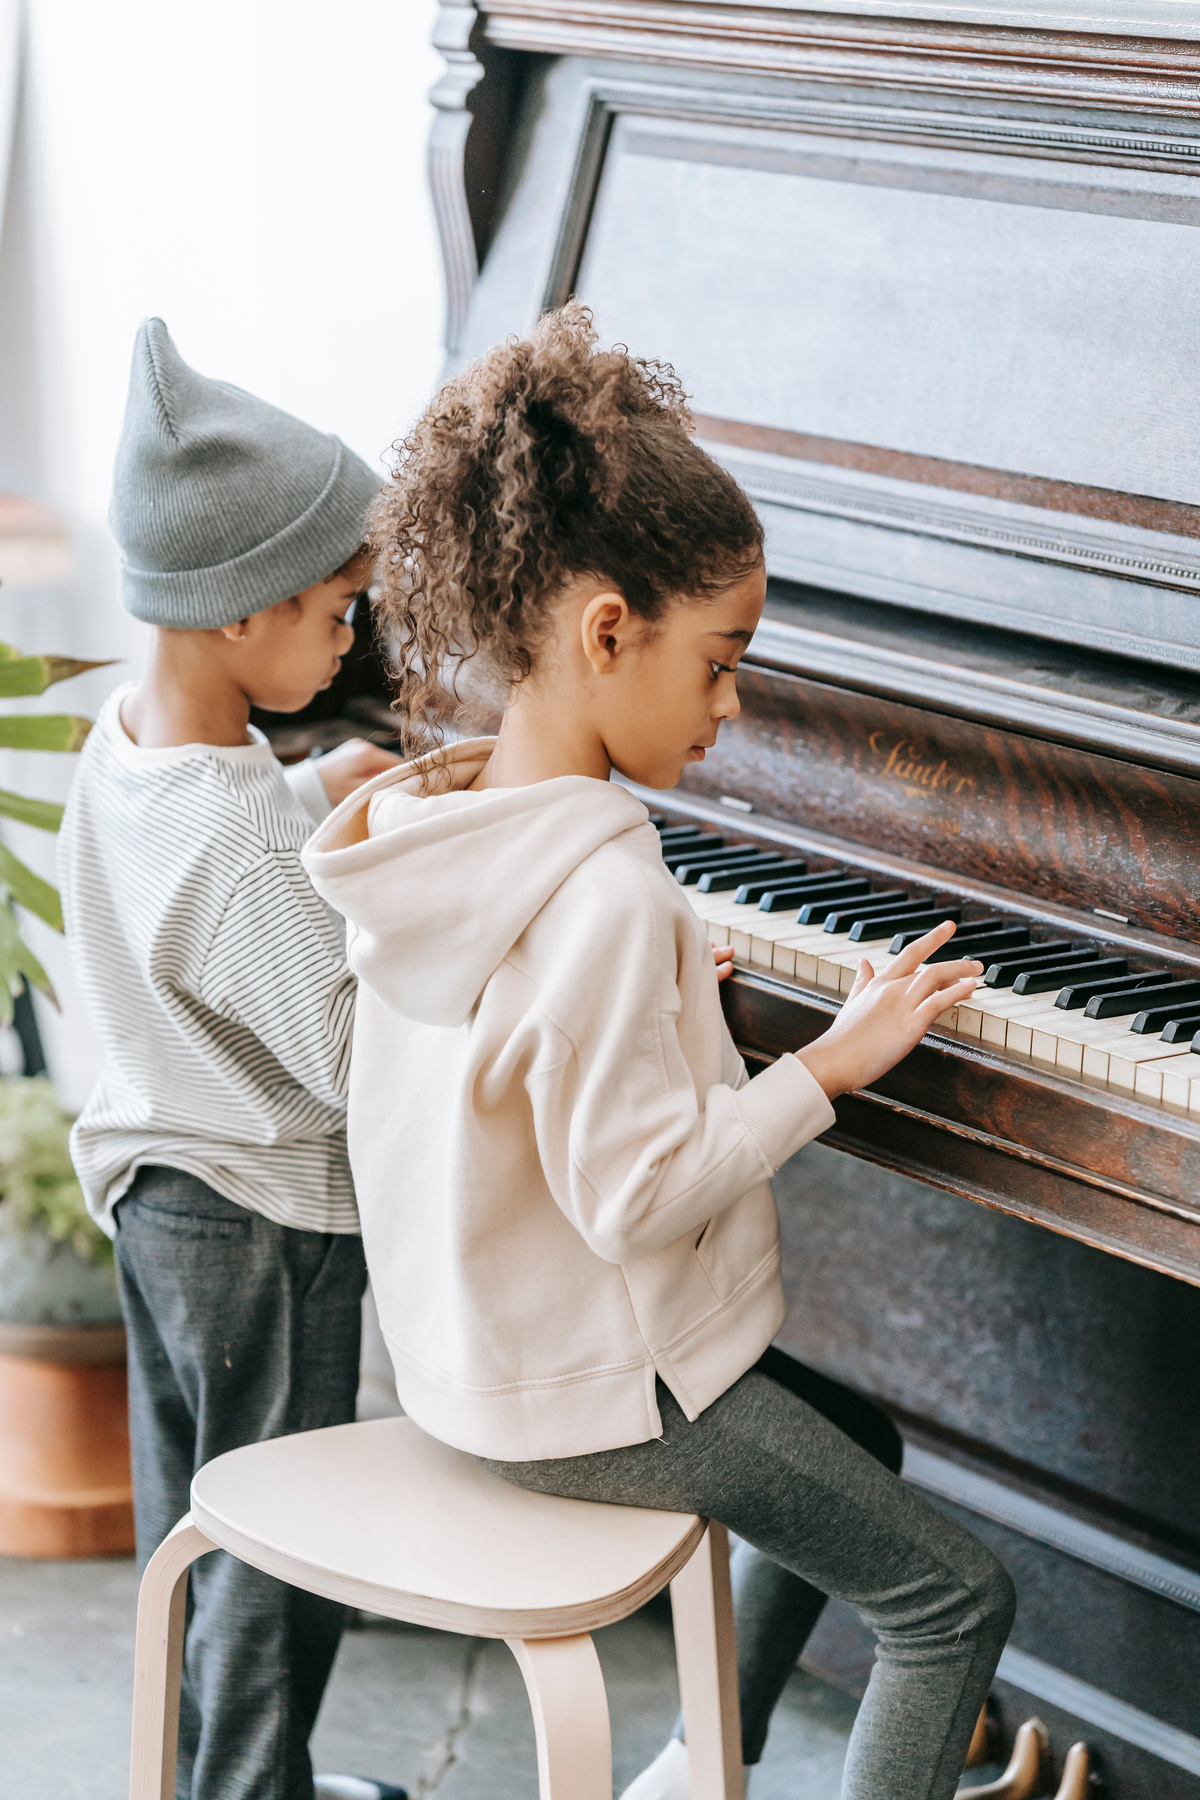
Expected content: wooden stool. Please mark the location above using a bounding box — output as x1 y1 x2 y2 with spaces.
129 1416 744 1800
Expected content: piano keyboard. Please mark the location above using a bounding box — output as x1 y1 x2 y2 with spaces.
651 819 1200 1117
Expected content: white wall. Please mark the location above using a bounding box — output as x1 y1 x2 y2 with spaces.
0 0 445 1108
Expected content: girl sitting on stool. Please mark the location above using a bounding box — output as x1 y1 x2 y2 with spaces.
304 304 1014 1800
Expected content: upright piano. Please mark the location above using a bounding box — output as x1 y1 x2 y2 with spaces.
409 5 1200 1791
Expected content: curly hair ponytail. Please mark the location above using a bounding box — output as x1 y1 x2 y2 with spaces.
370 302 764 752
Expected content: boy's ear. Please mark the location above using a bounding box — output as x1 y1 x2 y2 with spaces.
220 618 250 643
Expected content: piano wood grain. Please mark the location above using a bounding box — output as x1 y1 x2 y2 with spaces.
677 665 1200 939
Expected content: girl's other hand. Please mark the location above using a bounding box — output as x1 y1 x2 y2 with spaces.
713 943 735 983
796 920 981 1101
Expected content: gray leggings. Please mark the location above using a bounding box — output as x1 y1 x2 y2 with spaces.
482 1357 1015 1800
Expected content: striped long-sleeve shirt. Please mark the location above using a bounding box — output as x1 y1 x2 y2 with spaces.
60 684 358 1235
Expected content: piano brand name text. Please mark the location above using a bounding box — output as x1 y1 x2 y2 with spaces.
867 732 975 797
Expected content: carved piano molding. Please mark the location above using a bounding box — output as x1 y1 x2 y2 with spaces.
479 2 1200 113
430 2 487 357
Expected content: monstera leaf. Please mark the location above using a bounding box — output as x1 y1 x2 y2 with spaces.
0 643 111 1025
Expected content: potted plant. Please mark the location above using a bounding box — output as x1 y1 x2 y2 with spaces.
0 1076 134 1555
0 621 133 1555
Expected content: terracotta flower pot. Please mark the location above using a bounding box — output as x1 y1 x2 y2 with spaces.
0 1318 135 1557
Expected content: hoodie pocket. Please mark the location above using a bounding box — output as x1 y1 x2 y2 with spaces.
694 1187 780 1301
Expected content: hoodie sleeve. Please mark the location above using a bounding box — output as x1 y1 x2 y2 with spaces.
523 860 835 1265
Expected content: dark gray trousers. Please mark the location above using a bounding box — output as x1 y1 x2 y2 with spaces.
483 1355 1015 1800
683 1346 905 1765
115 1166 367 1800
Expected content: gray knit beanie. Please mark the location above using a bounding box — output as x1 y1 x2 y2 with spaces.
110 319 380 628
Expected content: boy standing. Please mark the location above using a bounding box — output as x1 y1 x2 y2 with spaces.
60 320 401 1800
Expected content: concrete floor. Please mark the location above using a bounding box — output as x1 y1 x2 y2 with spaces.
0 1555 863 1800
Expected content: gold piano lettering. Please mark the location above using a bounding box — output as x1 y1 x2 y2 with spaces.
867 731 976 798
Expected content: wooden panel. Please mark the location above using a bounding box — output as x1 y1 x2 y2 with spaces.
679 664 1200 937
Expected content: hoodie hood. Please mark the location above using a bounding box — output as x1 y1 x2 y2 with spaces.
303 738 651 1028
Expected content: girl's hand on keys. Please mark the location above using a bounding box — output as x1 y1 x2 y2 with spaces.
796 920 982 1101
713 944 735 983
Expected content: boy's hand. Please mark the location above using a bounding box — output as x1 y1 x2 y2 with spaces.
316 739 403 807
796 920 982 1101
713 944 735 983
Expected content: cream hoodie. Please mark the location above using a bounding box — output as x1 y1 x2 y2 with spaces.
303 740 836 1461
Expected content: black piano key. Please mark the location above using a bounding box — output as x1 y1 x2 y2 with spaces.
1132 995 1200 1034
1055 969 1169 1010
671 849 773 884
829 896 942 933
660 839 727 866
800 887 900 926
741 867 849 905
1085 979 1200 1021
982 941 1078 987
851 906 962 943
923 925 1031 963
659 834 726 859
658 824 719 842
649 814 667 829
763 883 872 917
763 878 868 921
1011 954 1123 996
759 879 865 913
700 857 807 895
817 891 912 931
885 916 1010 954
1160 1014 1200 1043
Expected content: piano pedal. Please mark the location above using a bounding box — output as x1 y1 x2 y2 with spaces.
959 1716 1047 1798
1047 1742 1091 1800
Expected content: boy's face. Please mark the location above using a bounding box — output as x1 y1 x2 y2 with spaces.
222 557 370 713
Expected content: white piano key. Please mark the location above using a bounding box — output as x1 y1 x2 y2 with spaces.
1137 1052 1200 1113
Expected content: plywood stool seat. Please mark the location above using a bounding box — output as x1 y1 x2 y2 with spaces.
130 1416 744 1800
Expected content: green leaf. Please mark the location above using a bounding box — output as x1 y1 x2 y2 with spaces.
0 903 54 1025
0 656 114 698
0 714 91 752
0 843 62 930
0 642 22 661
0 789 64 832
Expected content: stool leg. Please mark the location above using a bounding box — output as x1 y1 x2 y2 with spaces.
670 1521 745 1800
129 1514 217 1800
506 1633 612 1800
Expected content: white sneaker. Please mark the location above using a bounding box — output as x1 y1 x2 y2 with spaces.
313 1779 407 1800
620 1740 692 1800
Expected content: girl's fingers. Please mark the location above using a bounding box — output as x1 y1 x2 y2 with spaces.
846 958 874 999
883 917 957 980
915 974 978 1029
907 957 983 1005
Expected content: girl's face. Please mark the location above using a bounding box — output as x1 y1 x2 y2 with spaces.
588 558 767 790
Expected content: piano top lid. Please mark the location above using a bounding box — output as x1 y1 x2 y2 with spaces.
754 582 1200 779
622 0 1200 33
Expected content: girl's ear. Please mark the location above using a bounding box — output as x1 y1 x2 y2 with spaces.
580 589 632 674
